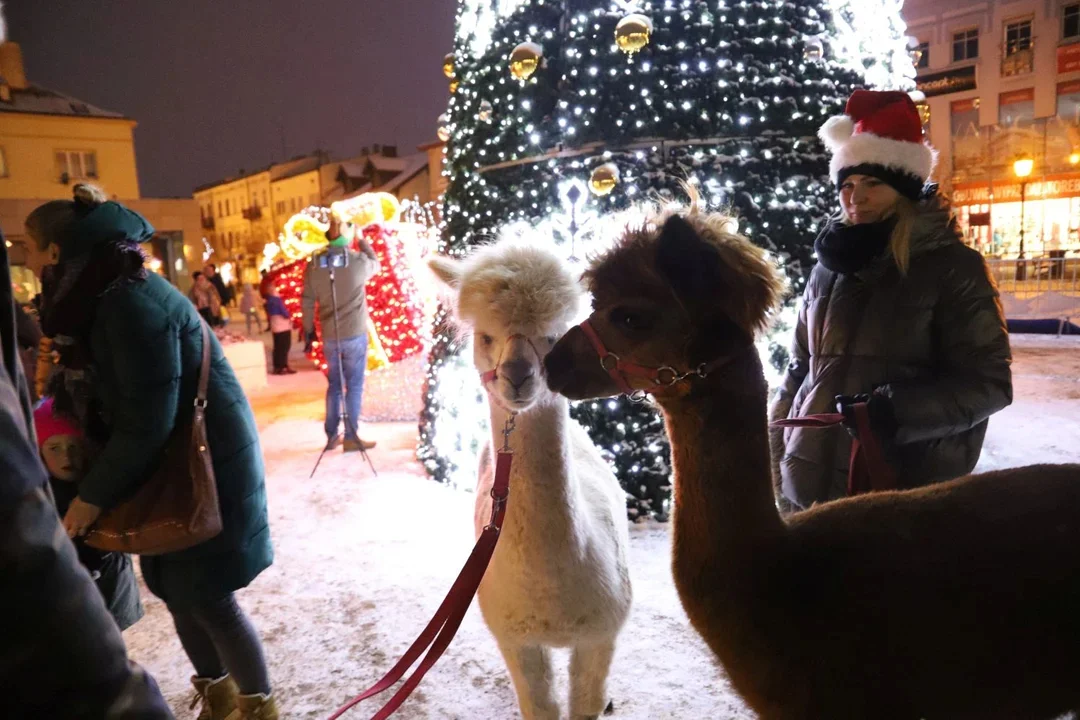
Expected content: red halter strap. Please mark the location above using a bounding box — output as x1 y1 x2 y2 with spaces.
479 333 544 386
578 319 732 399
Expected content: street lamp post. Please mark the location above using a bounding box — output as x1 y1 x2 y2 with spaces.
1013 155 1034 281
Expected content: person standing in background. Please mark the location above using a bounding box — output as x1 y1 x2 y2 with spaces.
265 285 296 375
188 271 223 327
240 283 260 336
301 214 380 453
204 263 233 307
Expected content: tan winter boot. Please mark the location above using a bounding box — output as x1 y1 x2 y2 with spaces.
190 675 239 720
225 692 280 720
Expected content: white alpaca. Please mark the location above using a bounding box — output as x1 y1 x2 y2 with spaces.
429 240 632 720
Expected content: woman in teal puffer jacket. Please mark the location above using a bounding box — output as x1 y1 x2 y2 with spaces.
27 184 278 720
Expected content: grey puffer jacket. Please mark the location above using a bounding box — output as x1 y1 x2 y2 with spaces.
769 196 1012 511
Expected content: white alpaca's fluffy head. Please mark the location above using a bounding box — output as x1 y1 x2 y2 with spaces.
429 238 584 412
430 239 583 334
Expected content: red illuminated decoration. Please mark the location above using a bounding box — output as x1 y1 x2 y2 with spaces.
264 223 428 374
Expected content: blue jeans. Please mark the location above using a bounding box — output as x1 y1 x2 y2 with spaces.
324 334 368 438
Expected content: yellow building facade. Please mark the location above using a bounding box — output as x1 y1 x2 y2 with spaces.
0 112 141 200
0 40 200 295
194 169 274 283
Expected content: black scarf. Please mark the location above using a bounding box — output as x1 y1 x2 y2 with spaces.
813 216 897 275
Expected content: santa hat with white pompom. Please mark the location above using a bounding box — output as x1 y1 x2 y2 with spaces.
818 89 937 201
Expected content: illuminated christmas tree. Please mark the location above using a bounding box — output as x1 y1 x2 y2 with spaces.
419 0 915 519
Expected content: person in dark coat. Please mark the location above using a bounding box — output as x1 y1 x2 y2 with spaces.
27 184 279 720
769 90 1012 514
205 262 233 306
0 226 172 718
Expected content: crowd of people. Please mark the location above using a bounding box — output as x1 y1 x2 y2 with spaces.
2 88 1013 718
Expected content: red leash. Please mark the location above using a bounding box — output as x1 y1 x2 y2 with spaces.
770 402 898 495
329 418 516 719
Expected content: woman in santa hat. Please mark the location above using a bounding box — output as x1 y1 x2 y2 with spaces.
769 89 1012 513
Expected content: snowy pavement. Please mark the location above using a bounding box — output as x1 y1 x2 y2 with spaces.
124 335 1080 719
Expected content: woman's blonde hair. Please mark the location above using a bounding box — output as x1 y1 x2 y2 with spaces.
841 194 916 276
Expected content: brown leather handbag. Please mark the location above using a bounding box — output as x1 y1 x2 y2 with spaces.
84 321 222 556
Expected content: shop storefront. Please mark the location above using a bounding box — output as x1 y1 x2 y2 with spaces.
951 84 1080 259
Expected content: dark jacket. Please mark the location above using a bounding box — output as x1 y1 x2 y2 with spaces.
769 197 1012 511
50 478 144 630
208 273 232 306
0 235 172 718
78 272 273 609
301 243 380 340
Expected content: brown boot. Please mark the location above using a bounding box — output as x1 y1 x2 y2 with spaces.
343 434 376 452
225 693 280 720
190 675 239 720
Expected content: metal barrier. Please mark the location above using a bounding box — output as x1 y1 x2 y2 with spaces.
985 256 1080 334
984 256 1080 297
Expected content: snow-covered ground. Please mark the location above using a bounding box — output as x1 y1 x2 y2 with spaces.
124 335 1080 719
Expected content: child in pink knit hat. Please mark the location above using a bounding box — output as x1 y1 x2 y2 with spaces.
34 399 143 630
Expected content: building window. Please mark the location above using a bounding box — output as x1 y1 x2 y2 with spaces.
952 28 978 62
1059 81 1080 125
262 190 268 207
217 201 223 218
914 41 930 69
1065 3 1080 41
1002 19 1034 76
1005 18 1033 56
54 150 98 181
0 146 8 177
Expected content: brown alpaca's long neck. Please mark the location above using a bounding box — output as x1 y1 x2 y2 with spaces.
659 348 784 608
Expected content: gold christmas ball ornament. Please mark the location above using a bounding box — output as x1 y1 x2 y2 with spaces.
589 163 620 196
478 100 493 123
436 114 451 142
509 42 543 81
449 79 459 93
615 14 653 55
442 53 456 79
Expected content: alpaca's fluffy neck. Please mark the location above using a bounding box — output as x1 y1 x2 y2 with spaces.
488 395 582 539
657 348 784 611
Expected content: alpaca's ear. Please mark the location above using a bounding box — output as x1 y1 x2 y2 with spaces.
428 256 463 290
656 214 717 303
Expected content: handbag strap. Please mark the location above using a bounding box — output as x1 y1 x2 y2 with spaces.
196 320 211 410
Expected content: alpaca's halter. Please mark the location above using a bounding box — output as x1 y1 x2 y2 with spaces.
331 414 517 720
578 319 735 401
479 333 545 386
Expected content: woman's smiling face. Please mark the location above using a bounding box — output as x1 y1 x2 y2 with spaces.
840 174 900 224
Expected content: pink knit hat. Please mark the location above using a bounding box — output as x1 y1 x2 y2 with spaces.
33 398 82 449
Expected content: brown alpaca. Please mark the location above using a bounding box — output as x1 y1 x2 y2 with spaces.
544 205 1080 720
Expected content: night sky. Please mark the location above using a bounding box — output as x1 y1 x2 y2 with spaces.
6 0 457 198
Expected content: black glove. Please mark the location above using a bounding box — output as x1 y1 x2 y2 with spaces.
835 393 898 441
